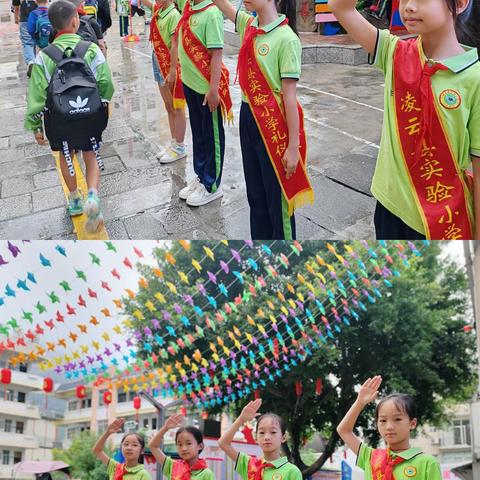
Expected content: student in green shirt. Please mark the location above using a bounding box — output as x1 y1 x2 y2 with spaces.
218 398 302 480
148 413 215 480
92 418 151 480
337 375 442 480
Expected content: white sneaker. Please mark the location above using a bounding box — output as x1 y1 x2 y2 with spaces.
179 177 201 200
186 185 223 206
160 144 187 164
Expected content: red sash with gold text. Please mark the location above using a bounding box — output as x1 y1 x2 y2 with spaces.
150 5 185 108
393 38 473 239
176 1 233 123
171 459 208 480
238 17 314 215
371 449 405 480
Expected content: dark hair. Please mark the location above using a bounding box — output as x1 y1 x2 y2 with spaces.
375 393 417 422
276 0 298 35
455 0 480 52
175 426 204 454
48 0 78 30
121 432 145 464
255 413 287 435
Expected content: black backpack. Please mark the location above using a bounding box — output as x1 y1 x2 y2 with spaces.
77 15 99 44
42 41 107 174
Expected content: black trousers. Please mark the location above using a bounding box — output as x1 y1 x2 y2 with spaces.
240 102 296 240
374 201 426 240
183 82 225 193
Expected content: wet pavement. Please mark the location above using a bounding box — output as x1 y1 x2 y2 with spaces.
0 1 385 239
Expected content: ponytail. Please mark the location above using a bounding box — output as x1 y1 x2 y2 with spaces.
276 0 298 35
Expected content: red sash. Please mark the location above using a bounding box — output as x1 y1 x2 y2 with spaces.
175 1 234 123
150 5 186 108
237 17 314 215
247 456 275 480
393 38 473 239
371 449 405 480
113 463 127 480
171 459 208 480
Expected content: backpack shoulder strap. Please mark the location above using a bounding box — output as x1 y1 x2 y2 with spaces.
72 40 93 59
42 44 65 64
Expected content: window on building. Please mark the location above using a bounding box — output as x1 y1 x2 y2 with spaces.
5 389 14 401
81 398 92 409
18 364 27 373
152 418 157 430
118 392 127 403
15 421 24 434
4 419 12 433
17 391 26 403
68 401 78 411
98 420 108 433
452 419 471 446
143 418 149 429
2 451 9 465
13 451 22 464
128 392 136 401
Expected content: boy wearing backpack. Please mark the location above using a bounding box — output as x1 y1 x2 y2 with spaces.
27 0 51 49
24 0 114 233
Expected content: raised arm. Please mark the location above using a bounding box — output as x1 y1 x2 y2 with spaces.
218 399 262 461
210 0 236 23
148 413 184 465
328 0 377 55
92 418 125 465
337 376 382 455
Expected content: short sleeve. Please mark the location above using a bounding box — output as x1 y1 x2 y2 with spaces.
234 452 250 480
162 456 173 479
468 87 480 157
235 10 251 37
106 458 118 478
288 465 303 480
356 443 373 471
205 8 223 49
279 35 301 79
204 467 215 480
371 28 399 75
425 457 442 480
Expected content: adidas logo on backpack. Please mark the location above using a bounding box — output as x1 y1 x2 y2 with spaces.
69 95 91 114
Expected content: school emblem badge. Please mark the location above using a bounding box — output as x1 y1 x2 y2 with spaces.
191 17 199 26
257 43 270 56
439 89 461 109
272 474 282 480
404 466 417 477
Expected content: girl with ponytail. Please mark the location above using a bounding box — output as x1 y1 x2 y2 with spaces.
212 0 314 240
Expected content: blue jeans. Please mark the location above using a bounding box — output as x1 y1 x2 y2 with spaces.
19 22 35 64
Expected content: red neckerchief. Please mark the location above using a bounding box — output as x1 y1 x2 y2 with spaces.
247 456 275 480
171 459 208 480
54 30 75 39
113 463 128 480
371 449 406 480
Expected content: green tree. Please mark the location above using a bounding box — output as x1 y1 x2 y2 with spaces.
53 431 110 480
124 241 477 478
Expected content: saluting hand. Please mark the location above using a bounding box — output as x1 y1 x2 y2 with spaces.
356 375 382 406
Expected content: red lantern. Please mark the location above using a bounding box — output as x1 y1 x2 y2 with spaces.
180 406 187 416
103 390 113 405
295 381 302 397
315 379 323 396
133 396 141 409
76 385 86 399
43 378 54 393
201 411 208 419
463 325 473 332
0 368 11 384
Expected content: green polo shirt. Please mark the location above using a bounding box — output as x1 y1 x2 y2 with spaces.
236 11 301 104
357 443 442 480
177 0 224 94
162 456 215 480
107 459 151 480
155 3 181 49
370 29 480 235
235 452 302 480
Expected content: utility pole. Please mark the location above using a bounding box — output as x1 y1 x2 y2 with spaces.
139 391 184 480
463 241 480 479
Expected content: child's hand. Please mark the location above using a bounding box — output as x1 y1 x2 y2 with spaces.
166 70 176 91
239 399 262 423
106 418 125 434
34 130 49 146
164 413 184 430
203 88 220 112
356 376 382 406
282 145 300 179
